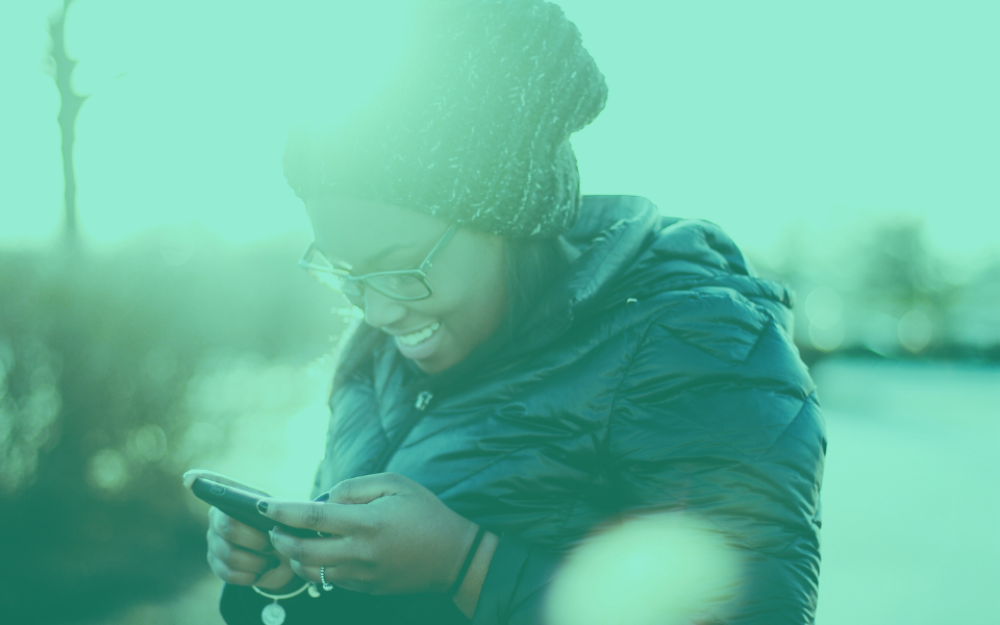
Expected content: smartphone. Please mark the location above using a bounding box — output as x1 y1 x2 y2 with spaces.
190 477 320 538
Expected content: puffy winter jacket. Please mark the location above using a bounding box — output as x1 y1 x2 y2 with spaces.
221 195 826 624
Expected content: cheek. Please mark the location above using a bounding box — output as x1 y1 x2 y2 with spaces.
425 239 507 334
454 270 507 335
455 262 505 315
433 257 501 313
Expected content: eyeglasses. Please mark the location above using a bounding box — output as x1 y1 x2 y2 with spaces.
298 224 459 304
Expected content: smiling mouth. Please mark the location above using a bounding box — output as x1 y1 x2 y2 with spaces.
394 322 441 346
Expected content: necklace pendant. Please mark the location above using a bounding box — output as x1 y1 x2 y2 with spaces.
261 600 286 625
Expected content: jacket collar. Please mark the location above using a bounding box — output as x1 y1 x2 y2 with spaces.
563 195 663 313
498 196 663 359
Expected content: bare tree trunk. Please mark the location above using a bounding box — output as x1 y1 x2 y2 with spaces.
48 0 86 253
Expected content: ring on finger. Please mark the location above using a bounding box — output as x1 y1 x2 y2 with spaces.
320 566 334 591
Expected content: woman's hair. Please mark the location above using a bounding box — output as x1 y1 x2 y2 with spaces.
331 232 573 394
501 235 574 336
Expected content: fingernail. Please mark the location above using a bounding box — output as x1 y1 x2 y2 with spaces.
314 493 330 503
257 500 269 514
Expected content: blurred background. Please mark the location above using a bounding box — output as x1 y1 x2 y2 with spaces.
1 0 997 623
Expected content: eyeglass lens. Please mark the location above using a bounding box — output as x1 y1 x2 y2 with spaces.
306 269 430 303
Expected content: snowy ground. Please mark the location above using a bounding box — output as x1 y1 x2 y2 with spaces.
811 358 1000 624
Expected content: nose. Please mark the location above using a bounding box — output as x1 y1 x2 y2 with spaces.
361 288 408 329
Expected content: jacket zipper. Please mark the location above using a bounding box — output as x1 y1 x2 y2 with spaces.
414 390 434 411
372 390 435 473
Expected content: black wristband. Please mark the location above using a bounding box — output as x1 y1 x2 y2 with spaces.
447 525 487 597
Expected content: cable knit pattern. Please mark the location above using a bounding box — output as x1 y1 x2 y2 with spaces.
283 0 608 237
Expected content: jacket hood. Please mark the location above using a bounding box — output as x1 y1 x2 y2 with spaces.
561 195 795 331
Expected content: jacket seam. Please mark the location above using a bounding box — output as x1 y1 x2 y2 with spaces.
551 471 596 545
605 313 663 517
741 314 778 364
648 291 775 365
435 445 531 498
758 392 816 459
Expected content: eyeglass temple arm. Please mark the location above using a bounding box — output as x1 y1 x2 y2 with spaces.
419 224 459 272
297 242 319 269
300 242 357 275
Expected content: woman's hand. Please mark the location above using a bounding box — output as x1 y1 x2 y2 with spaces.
260 472 479 595
206 506 299 591
184 470 300 592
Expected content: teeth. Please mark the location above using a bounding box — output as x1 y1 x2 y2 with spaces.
397 322 441 346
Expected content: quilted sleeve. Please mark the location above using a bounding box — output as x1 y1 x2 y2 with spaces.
608 307 826 624
471 533 563 625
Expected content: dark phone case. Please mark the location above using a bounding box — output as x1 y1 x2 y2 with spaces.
190 478 318 538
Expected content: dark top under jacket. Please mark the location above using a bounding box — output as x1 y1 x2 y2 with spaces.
220 195 826 624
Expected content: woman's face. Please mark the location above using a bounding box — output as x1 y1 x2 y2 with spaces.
306 195 508 374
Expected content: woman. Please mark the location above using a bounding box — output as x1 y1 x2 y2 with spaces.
197 1 826 623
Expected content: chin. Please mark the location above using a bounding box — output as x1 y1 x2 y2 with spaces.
415 347 468 375
415 357 450 375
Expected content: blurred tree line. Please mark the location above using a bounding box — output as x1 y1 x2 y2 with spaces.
754 218 1000 365
0 231 345 622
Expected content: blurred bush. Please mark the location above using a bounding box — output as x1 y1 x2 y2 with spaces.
0 228 344 623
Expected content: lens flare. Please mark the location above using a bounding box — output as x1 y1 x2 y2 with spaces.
546 513 741 625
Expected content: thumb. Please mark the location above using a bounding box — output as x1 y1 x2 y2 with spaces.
326 472 408 505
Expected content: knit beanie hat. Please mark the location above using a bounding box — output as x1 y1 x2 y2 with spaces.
283 0 608 238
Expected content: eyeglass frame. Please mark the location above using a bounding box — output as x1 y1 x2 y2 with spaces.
298 223 459 302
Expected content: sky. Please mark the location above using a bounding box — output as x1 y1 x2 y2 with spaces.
1 0 997 269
